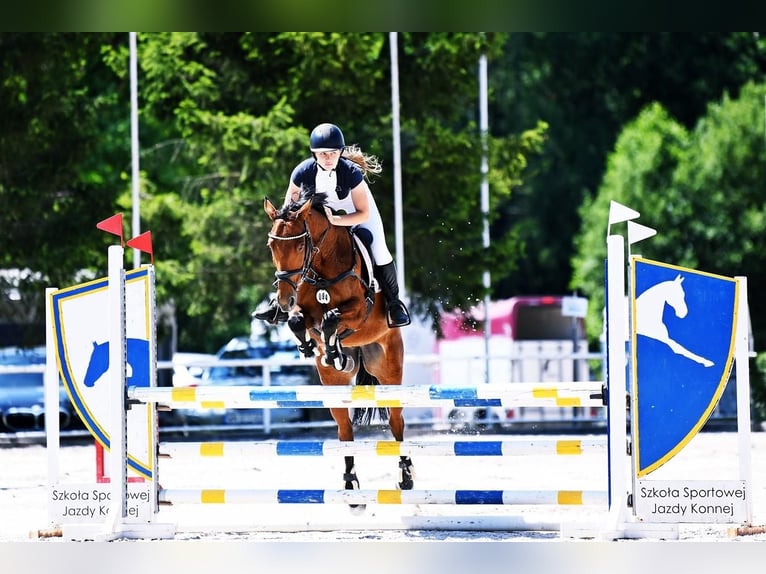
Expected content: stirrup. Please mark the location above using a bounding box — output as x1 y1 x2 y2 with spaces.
386 302 411 328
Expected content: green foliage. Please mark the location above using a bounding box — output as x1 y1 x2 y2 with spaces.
571 103 690 341
491 32 766 298
4 32 766 362
0 33 127 321
572 83 766 350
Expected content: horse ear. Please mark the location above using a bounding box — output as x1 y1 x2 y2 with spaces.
297 198 313 219
675 274 684 283
264 197 277 220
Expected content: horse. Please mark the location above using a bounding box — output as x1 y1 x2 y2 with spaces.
635 274 714 367
263 188 414 506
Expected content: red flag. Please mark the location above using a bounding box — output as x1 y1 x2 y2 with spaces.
126 230 154 265
96 213 124 245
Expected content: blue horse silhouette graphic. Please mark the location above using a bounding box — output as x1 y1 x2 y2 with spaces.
83 338 151 387
635 274 714 367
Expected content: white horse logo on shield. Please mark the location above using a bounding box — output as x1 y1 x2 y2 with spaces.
635 274 714 367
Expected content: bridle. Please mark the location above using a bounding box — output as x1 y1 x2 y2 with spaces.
267 211 344 291
268 208 372 310
267 225 309 291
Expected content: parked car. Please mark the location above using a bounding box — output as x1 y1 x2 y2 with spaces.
0 346 83 433
170 352 216 387
172 335 330 428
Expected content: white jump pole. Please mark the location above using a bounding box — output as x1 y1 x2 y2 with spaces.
605 234 629 534
735 276 753 524
44 287 60 516
105 244 128 537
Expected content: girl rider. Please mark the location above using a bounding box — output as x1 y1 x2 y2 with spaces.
254 122 411 328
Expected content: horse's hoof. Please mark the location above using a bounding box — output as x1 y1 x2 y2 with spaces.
339 354 355 373
348 504 367 516
344 471 364 513
397 458 415 490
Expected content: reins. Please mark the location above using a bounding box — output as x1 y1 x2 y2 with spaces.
301 218 360 289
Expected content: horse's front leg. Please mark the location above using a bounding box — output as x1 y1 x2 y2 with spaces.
287 312 318 357
319 309 355 372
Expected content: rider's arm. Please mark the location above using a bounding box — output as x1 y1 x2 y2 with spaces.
325 183 370 226
284 180 301 206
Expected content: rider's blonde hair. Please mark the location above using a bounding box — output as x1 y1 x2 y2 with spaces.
343 145 382 181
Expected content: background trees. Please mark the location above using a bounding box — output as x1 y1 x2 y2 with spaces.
570 80 766 419
572 82 766 344
490 33 766 297
2 32 766 367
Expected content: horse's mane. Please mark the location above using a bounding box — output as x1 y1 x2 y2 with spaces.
273 186 354 261
276 186 328 220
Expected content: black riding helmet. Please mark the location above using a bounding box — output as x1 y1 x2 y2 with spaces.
309 123 345 152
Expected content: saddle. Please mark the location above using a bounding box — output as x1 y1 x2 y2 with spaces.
350 227 378 295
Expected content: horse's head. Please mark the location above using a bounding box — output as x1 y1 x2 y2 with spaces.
265 187 352 315
264 196 313 314
665 274 688 318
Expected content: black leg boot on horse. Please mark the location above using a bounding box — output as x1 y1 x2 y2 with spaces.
374 261 411 328
343 455 365 514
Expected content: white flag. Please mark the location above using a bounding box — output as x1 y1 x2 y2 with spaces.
608 200 641 225
627 220 657 245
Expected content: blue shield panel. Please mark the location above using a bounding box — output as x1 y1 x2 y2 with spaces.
631 258 737 477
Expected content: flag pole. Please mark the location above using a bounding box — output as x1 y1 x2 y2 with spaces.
479 48 491 384
389 32 405 295
129 32 141 269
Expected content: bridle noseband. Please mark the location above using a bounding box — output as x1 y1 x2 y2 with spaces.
268 226 309 290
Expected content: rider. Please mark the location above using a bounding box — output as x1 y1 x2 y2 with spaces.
253 122 411 328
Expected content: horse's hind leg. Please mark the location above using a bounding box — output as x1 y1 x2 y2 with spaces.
388 406 414 490
330 406 365 513
398 456 414 490
343 455 360 490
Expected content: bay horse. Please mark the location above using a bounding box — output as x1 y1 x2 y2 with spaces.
263 188 414 506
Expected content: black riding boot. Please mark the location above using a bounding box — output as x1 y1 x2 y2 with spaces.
251 297 289 325
374 262 411 328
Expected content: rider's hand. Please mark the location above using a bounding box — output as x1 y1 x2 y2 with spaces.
324 206 337 223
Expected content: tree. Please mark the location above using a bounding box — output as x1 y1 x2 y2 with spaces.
572 82 766 351
118 32 546 349
570 103 690 342
0 33 127 332
491 33 766 300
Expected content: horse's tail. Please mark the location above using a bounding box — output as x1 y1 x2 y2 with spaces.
351 352 389 426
